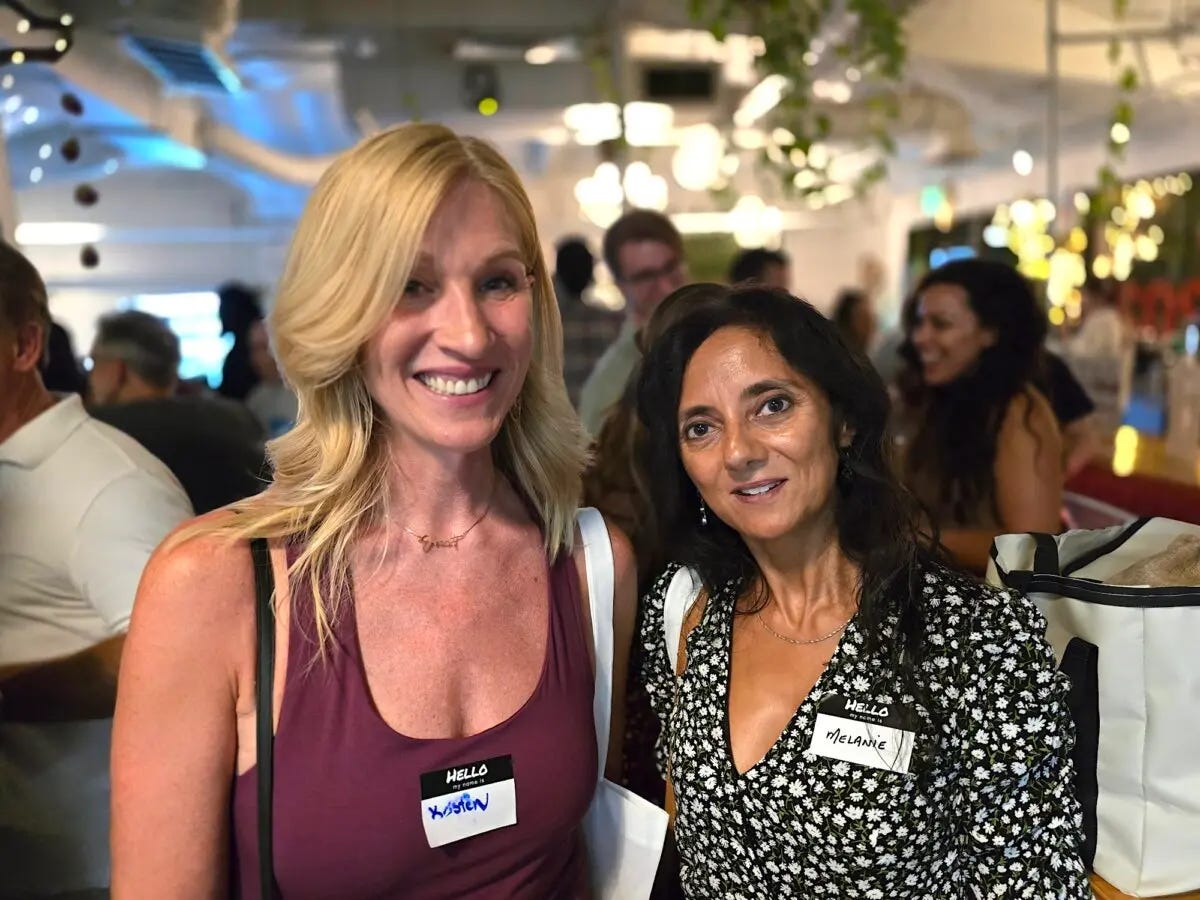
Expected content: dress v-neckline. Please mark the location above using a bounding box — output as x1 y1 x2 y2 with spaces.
718 586 854 778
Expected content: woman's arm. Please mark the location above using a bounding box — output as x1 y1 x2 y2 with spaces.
955 589 1091 897
110 526 253 898
941 390 1063 572
605 520 639 782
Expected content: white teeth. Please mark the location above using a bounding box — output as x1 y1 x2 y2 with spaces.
739 482 778 496
419 372 493 396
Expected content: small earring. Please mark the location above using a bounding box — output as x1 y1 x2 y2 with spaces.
838 451 854 484
699 499 708 526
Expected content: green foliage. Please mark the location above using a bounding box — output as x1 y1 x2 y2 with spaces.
689 0 909 202
1102 1 1139 180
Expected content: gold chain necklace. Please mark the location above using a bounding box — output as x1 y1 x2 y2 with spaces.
756 609 853 645
401 481 496 553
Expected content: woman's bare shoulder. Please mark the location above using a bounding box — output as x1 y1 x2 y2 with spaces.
1003 386 1060 436
134 509 262 635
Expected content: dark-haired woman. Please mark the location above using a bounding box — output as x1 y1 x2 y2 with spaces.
898 259 1063 573
635 283 1088 898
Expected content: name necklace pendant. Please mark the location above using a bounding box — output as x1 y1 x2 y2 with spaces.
401 480 496 553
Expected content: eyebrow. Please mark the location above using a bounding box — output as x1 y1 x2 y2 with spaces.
678 378 798 422
740 378 795 401
411 249 528 272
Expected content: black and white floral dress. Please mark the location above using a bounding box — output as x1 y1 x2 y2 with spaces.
641 561 1091 899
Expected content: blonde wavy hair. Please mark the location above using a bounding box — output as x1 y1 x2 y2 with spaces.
186 123 587 651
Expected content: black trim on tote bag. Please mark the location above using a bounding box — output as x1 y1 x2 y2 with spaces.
251 537 280 900
1059 637 1100 870
989 521 1200 608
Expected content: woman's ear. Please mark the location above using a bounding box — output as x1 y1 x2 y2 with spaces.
838 422 856 451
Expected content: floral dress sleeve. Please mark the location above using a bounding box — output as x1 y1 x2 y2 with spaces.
953 585 1092 898
638 563 685 778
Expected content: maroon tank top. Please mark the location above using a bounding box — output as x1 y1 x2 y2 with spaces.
230 548 597 899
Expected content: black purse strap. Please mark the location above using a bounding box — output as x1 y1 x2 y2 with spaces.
250 537 279 900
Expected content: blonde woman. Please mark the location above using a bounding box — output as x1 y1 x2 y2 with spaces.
110 124 637 898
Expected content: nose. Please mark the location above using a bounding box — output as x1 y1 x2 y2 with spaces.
436 280 491 358
722 418 766 477
910 319 932 350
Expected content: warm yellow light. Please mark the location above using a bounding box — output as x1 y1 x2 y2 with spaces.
1011 199 1035 227
477 97 499 116
1092 255 1113 278
1149 224 1165 244
1182 173 1194 192
1067 226 1088 253
1049 307 1066 326
1135 234 1158 261
1074 192 1090 214
1131 190 1156 219
1066 303 1083 320
1113 425 1139 477
1110 122 1131 144
992 204 1011 226
1153 178 1167 196
11 51 25 64
934 199 955 233
1112 207 1128 227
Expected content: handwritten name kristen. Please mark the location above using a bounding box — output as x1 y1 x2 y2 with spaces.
427 792 490 820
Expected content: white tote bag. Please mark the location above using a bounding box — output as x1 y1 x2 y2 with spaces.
577 508 669 899
987 518 1200 896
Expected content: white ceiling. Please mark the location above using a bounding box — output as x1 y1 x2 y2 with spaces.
5 0 1200 228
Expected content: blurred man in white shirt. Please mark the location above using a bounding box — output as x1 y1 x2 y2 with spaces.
0 243 192 897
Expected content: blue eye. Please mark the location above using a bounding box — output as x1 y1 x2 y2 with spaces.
480 275 518 296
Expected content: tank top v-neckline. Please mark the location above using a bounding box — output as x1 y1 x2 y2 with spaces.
230 546 597 900
330 551 556 744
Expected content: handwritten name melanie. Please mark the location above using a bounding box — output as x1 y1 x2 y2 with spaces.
825 728 888 751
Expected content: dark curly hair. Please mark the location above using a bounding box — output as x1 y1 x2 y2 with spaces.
636 283 934 680
900 259 1047 524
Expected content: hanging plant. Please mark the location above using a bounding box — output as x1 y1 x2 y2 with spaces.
688 0 908 203
1097 0 1138 211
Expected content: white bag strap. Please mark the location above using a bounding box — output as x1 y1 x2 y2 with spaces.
576 507 614 783
664 566 702 673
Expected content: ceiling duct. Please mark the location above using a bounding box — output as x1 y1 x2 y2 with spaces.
63 0 242 92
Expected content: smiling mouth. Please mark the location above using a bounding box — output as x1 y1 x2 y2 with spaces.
733 480 785 497
416 372 495 397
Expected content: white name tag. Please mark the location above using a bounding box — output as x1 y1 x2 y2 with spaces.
806 694 916 774
419 754 517 848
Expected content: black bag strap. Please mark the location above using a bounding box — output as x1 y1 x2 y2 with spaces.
250 537 279 900
1031 532 1061 576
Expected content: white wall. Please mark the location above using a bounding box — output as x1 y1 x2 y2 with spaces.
13 167 292 350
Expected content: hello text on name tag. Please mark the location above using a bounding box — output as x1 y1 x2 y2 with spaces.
419 754 518 848
806 694 917 774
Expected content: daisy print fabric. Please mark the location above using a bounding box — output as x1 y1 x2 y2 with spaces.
641 561 1091 899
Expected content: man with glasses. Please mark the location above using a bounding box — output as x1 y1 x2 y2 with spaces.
579 210 688 435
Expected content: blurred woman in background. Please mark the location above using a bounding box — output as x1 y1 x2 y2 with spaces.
831 287 877 357
897 259 1062 572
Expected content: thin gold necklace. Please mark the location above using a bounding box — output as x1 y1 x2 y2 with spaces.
401 480 496 553
756 608 853 645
